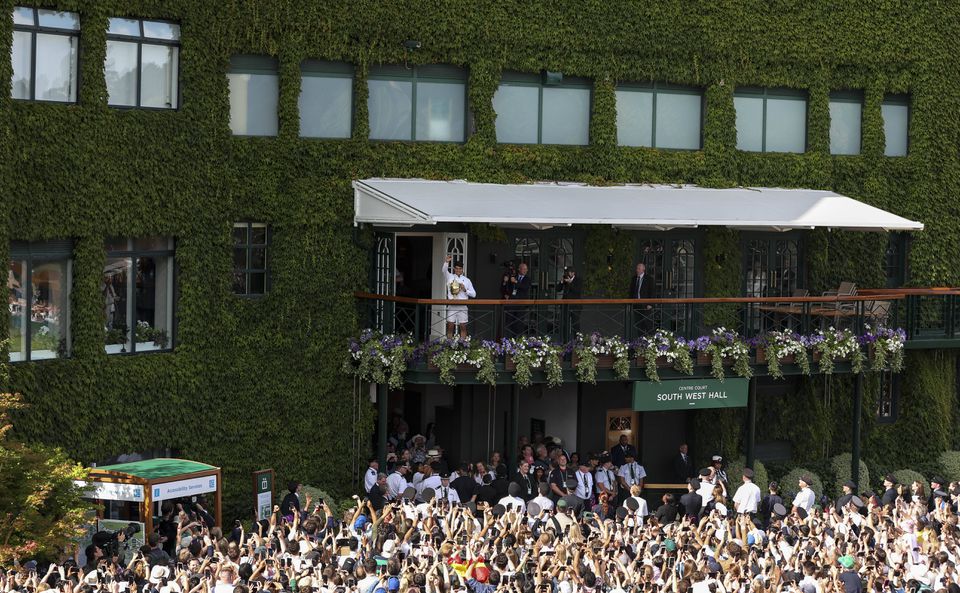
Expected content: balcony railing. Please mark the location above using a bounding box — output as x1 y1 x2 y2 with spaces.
355 289 960 348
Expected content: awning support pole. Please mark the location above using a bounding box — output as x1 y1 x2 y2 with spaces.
851 372 863 489
377 384 388 469
746 377 757 469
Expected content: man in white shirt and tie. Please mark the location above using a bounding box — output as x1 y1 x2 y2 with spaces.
574 461 594 506
595 454 618 502
364 457 379 494
442 255 476 339
792 475 816 514
437 473 460 505
617 452 646 504
386 464 409 500
733 468 762 515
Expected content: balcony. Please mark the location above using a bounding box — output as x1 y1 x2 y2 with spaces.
353 288 959 384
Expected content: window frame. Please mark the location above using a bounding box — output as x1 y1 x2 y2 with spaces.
105 17 181 110
881 94 911 157
739 232 805 297
733 87 809 153
614 82 704 150
298 59 355 139
11 6 81 104
8 240 73 363
367 64 470 143
103 237 177 355
828 90 863 156
495 71 593 146
227 54 280 137
232 222 271 297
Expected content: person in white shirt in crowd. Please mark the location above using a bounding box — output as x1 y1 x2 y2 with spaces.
711 455 728 486
530 482 555 512
595 453 618 502
436 473 460 504
363 457 379 493
697 468 716 509
386 464 408 500
617 452 645 500
442 255 476 339
623 484 649 519
732 467 762 515
417 465 441 499
792 475 817 514
574 461 594 506
498 482 526 513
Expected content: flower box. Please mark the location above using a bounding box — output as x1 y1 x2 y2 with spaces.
427 361 476 372
755 348 795 365
636 355 671 368
505 356 516 371
696 352 733 366
573 353 615 368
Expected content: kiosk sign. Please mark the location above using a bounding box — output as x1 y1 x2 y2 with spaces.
633 378 748 411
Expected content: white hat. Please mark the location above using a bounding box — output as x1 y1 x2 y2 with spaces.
159 583 182 593
381 539 397 559
298 540 311 554
83 571 100 586
149 565 170 585
712 455 723 462
715 503 728 517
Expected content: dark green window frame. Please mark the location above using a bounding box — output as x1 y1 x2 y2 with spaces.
882 94 910 157
105 17 181 109
299 59 354 139
367 64 469 143
233 222 271 297
12 6 81 103
497 71 593 145
734 87 808 153
9 240 74 362
740 232 805 297
828 90 863 156
615 82 704 150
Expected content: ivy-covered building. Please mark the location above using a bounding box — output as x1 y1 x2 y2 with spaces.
3 1 960 516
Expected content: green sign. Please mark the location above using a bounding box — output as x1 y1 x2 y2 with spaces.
253 469 274 521
633 378 749 411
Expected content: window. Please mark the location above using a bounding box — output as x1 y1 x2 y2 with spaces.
743 237 801 297
8 240 72 362
882 95 909 157
829 91 862 155
105 18 180 108
299 60 353 138
734 88 807 153
233 223 270 296
884 232 908 288
367 65 467 142
876 371 899 423
103 238 175 354
11 7 79 102
228 55 279 136
493 72 591 145
615 83 702 149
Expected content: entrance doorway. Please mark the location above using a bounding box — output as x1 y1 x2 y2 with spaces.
395 236 433 299
605 408 640 451
512 235 575 299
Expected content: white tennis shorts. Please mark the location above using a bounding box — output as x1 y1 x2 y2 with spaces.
446 305 468 324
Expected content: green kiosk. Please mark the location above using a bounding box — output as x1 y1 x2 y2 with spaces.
77 458 222 539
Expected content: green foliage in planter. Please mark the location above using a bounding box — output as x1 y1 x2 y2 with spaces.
828 453 870 498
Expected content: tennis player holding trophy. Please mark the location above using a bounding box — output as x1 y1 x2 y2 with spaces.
443 255 476 339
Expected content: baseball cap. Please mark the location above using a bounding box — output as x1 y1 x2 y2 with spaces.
838 555 855 569
387 578 401 591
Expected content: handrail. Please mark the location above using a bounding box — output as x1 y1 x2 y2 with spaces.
858 288 960 296
353 291 906 306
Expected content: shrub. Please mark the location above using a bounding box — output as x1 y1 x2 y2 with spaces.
300 485 341 520
939 451 960 483
779 467 824 503
725 457 769 493
892 469 927 493
829 453 870 497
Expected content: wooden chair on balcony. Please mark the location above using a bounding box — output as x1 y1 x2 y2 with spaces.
814 282 858 327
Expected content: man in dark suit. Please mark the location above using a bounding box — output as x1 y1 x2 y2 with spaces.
680 479 703 520
560 267 582 334
609 434 638 468
881 474 899 508
628 262 656 335
368 473 388 511
506 262 533 336
673 443 695 483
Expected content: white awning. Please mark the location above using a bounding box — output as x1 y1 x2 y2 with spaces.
353 179 923 232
